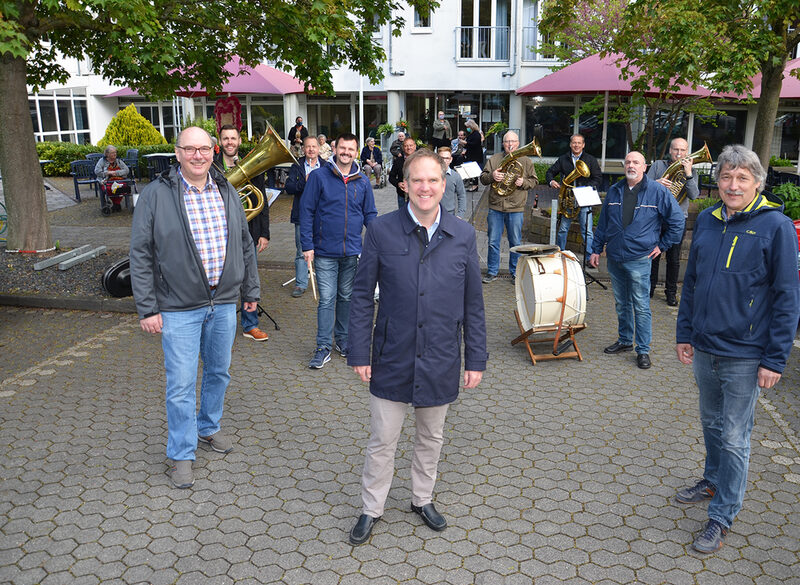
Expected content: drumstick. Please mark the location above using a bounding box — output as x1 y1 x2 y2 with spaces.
308 258 318 300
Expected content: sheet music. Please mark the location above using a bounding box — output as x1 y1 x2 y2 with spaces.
455 161 482 180
265 188 281 207
571 186 601 207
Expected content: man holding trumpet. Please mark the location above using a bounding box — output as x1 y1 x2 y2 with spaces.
647 137 699 306
300 133 378 369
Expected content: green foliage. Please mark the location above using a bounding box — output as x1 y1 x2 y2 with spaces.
533 162 550 185
98 105 167 148
770 156 793 167
35 141 174 177
692 197 719 213
376 123 394 137
395 120 410 132
485 122 509 138
182 117 217 136
774 182 800 220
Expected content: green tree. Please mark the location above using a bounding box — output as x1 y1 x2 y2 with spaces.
0 0 436 251
98 105 166 148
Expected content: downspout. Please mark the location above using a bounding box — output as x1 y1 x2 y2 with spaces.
501 14 516 78
388 22 405 76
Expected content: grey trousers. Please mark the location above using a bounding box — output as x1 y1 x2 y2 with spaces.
361 394 449 518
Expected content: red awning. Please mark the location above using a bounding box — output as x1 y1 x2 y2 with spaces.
516 53 715 99
106 56 306 98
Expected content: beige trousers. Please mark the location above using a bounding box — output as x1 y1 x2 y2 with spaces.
361 394 449 518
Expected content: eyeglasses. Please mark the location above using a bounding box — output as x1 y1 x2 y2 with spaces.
177 146 213 155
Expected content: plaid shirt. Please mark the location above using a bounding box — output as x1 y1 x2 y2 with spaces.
179 169 228 287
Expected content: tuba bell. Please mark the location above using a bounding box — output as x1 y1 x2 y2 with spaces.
557 159 591 220
661 142 712 204
226 122 298 222
492 138 542 197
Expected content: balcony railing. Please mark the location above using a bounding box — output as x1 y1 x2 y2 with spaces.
455 26 510 62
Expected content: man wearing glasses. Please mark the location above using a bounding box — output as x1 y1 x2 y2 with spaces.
479 131 537 283
130 126 260 489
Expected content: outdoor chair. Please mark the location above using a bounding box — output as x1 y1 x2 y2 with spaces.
69 160 99 202
698 163 717 197
86 153 103 163
147 155 173 180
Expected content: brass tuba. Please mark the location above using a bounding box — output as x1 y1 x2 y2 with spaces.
492 138 542 197
661 142 712 204
557 160 590 220
226 122 297 222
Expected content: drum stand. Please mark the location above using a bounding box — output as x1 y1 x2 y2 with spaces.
581 206 606 290
511 253 586 365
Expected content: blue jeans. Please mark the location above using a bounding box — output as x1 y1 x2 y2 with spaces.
294 224 309 290
693 350 761 528
557 207 593 253
241 240 259 331
315 255 358 349
606 256 652 354
161 302 237 461
487 209 523 277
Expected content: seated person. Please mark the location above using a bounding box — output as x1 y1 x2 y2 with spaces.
360 137 383 188
94 145 131 212
318 134 332 161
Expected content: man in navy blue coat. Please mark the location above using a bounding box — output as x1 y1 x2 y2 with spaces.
346 149 488 545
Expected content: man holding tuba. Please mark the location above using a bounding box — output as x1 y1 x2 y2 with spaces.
647 137 700 306
479 130 538 283
546 134 602 260
213 124 271 341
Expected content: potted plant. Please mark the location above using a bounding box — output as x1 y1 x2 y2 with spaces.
376 123 394 137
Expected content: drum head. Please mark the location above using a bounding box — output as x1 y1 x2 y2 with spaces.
515 251 586 330
510 243 560 256
102 258 132 298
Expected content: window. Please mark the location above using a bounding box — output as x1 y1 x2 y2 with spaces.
414 8 431 28
28 88 91 143
458 0 510 61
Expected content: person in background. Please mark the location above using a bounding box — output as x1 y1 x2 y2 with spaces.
288 116 308 158
437 147 467 218
389 137 417 209
463 119 484 192
94 145 131 212
318 134 332 161
390 131 407 159
360 137 383 189
432 111 452 150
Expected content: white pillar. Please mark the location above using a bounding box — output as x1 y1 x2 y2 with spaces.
743 103 758 150
509 93 523 142
283 94 301 141
387 91 403 133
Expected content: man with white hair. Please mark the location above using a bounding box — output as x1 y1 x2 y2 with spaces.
589 151 683 369
478 130 537 283
675 144 800 554
390 131 407 159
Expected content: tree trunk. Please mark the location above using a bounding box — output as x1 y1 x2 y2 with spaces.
751 56 787 170
0 55 52 251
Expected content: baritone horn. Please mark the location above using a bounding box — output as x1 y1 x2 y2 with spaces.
226 122 298 222
557 160 590 220
661 142 712 203
492 138 542 197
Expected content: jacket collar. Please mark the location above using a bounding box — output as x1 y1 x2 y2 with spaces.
399 203 456 238
326 157 363 180
710 190 784 221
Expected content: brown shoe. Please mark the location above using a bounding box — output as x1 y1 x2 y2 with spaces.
243 327 268 341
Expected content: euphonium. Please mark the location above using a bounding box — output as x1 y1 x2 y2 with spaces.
225 122 297 222
661 142 712 204
492 138 542 197
557 160 590 220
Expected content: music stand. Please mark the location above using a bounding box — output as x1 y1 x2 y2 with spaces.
243 187 281 331
571 186 606 290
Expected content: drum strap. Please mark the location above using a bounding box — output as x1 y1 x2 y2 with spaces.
553 254 570 354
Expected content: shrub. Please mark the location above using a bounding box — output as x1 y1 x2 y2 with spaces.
692 197 720 213
773 182 800 220
769 156 792 168
533 162 549 185
98 105 167 147
182 116 218 136
36 141 175 177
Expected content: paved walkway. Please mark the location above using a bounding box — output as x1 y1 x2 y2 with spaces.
1 266 800 584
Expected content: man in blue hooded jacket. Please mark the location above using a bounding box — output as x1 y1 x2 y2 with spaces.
300 133 378 369
675 144 800 554
589 150 684 369
346 149 487 545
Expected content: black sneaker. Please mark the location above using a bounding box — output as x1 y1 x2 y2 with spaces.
482 274 498 284
335 342 348 358
676 479 716 504
309 347 331 369
692 519 727 553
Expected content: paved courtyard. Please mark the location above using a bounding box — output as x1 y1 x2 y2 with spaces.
1 267 800 584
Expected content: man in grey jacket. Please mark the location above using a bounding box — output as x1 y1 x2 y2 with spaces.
647 137 699 306
130 126 260 489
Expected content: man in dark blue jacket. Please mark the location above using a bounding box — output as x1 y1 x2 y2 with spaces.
346 149 488 545
300 133 378 369
589 151 684 369
284 136 321 298
675 144 800 554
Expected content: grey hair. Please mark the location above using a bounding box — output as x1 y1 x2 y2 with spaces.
317 134 326 141
402 148 447 182
103 145 118 156
714 145 766 193
366 137 375 144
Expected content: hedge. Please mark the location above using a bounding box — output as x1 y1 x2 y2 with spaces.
36 142 176 178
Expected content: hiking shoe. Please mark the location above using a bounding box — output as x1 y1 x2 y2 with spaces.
291 286 305 298
198 431 233 454
243 327 268 341
335 342 348 358
482 274 498 284
692 519 727 553
676 478 716 504
309 347 331 369
169 460 194 489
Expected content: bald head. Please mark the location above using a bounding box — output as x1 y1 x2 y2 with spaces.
669 138 689 163
624 151 646 185
502 131 520 154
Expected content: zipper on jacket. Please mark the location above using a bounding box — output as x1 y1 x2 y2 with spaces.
725 235 738 269
343 179 349 256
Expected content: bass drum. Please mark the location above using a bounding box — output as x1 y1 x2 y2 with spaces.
514 249 586 330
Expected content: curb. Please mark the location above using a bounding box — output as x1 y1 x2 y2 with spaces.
0 294 137 313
